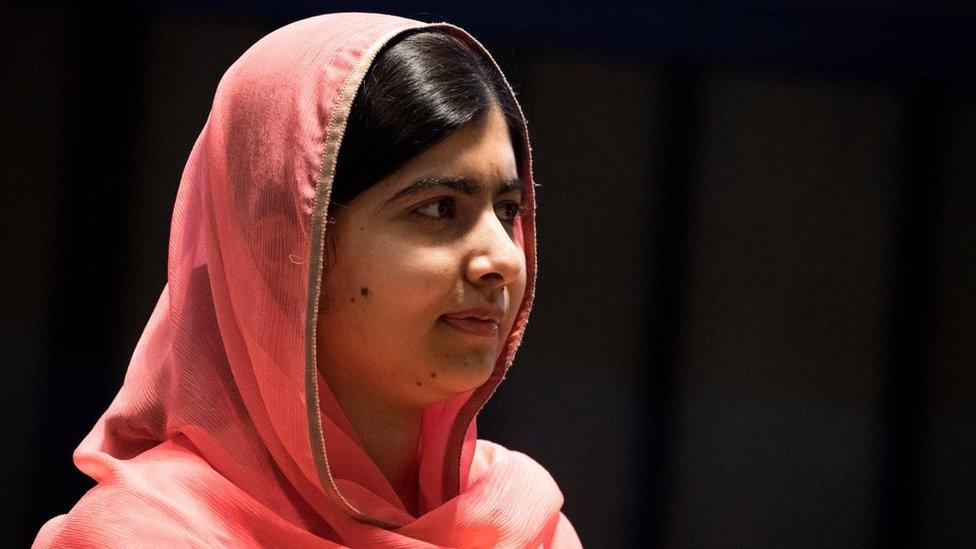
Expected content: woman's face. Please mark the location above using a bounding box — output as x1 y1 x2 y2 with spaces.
316 106 527 410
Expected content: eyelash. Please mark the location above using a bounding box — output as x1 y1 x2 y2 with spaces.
413 197 525 226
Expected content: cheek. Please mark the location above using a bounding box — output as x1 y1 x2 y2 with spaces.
507 265 528 324
514 267 528 302
353 242 458 320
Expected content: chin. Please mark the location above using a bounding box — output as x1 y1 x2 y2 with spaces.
428 352 497 395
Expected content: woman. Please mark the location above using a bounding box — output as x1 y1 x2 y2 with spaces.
35 12 580 547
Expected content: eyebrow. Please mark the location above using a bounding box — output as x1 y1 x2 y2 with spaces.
386 176 524 204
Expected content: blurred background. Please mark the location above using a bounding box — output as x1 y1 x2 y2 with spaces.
2 1 973 546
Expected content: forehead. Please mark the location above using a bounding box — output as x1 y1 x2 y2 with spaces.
367 108 520 202
398 107 517 174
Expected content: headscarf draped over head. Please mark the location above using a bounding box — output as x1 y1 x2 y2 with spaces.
35 12 580 548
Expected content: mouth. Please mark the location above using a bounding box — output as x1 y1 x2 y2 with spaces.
439 308 504 338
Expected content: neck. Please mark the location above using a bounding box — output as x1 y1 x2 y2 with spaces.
329 386 423 516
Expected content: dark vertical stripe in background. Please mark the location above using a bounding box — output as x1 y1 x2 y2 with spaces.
878 84 947 548
641 64 698 548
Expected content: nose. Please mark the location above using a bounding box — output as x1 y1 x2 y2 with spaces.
464 209 525 293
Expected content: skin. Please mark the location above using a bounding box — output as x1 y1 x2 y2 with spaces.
315 105 527 516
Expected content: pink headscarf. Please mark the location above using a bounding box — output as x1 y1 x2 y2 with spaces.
34 12 580 548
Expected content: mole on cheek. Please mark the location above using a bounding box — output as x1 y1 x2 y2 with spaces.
415 380 422 386
429 372 437 378
359 286 370 298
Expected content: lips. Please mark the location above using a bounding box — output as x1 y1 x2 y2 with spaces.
440 308 504 338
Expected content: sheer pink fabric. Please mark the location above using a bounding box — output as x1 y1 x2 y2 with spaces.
34 12 580 548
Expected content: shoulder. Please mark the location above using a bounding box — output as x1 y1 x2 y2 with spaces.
470 440 583 548
32 438 314 548
474 439 558 483
471 438 564 509
32 478 217 548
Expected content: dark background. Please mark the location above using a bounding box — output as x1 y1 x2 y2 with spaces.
2 1 973 547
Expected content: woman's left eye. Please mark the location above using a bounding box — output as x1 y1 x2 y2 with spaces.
495 202 524 225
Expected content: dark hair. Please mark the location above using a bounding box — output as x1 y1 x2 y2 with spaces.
330 31 526 206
